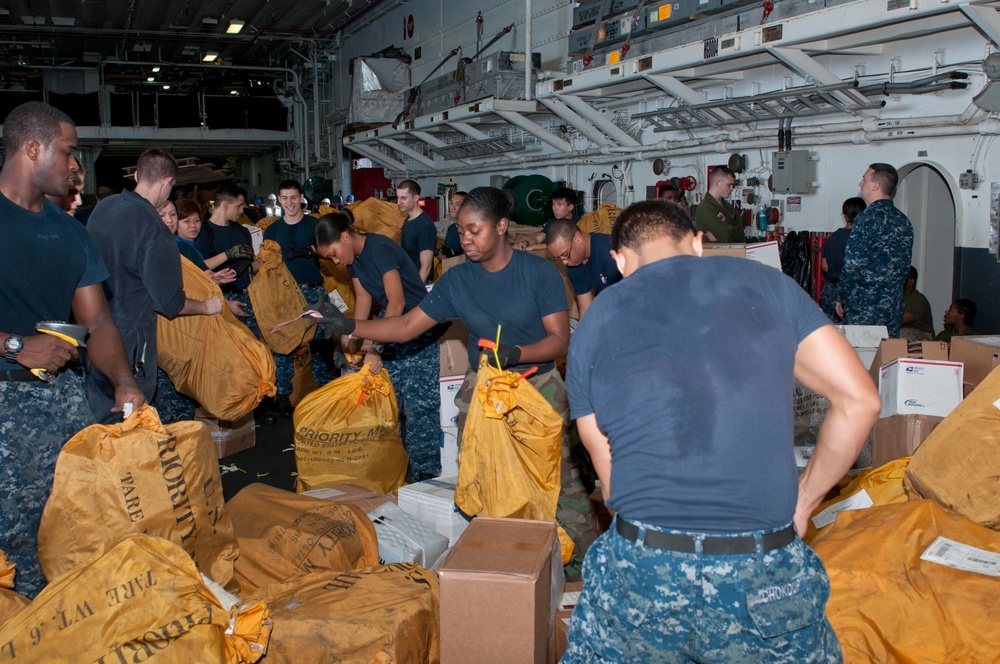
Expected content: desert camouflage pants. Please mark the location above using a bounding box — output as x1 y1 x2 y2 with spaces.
456 365 599 579
562 517 842 663
0 371 95 598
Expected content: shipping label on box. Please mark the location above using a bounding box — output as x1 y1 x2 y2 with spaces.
879 358 963 418
299 483 379 503
439 376 464 427
745 240 782 271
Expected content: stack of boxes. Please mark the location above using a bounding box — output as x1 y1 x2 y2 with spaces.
439 320 470 478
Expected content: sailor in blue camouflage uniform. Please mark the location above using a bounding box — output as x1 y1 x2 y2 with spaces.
836 163 913 338
0 102 145 597
314 212 441 481
562 200 880 662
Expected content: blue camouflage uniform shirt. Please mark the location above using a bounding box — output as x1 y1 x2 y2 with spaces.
838 198 913 337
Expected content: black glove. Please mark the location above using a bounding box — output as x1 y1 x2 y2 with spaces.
483 343 521 370
288 245 316 260
307 300 356 337
226 244 255 261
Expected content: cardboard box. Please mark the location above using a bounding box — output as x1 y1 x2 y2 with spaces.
439 376 464 427
365 500 449 567
440 319 471 377
949 336 1000 396
440 426 459 478
243 224 263 255
194 407 255 458
397 476 472 546
299 483 379 503
878 358 963 418
868 338 949 383
836 325 888 371
552 581 583 663
439 518 563 664
441 254 467 275
745 240 782 270
872 415 944 468
702 243 746 258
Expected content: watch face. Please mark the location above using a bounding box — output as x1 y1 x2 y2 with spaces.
4 335 22 353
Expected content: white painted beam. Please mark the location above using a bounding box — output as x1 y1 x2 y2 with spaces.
558 94 641 147
535 97 613 146
494 110 573 152
346 142 408 172
962 3 1000 48
378 137 436 169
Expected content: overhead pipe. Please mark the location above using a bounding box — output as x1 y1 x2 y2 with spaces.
525 0 533 102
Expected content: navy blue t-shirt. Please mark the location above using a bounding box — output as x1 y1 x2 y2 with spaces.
176 237 209 271
400 211 436 275
444 223 463 255
419 250 567 374
567 233 622 296
0 195 109 371
347 234 426 313
567 255 830 533
195 220 254 291
822 226 851 280
262 215 324 285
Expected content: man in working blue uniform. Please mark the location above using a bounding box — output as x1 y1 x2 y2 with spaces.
262 179 336 418
196 182 257 334
87 149 222 424
397 179 436 283
836 163 913 337
562 200 880 662
0 101 144 597
544 218 622 318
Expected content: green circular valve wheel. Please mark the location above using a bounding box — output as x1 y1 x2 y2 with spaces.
503 174 554 226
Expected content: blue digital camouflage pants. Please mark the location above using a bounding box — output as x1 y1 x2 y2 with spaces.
225 291 259 338
562 517 842 663
0 371 95 598
274 285 336 396
456 365 599 580
384 333 441 481
153 367 198 424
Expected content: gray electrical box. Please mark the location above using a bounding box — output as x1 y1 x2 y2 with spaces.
771 150 811 194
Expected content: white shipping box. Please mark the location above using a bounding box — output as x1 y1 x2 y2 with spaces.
440 426 459 478
837 325 888 370
244 224 263 255
878 358 963 418
365 500 449 567
439 375 464 428
745 241 782 271
398 476 472 546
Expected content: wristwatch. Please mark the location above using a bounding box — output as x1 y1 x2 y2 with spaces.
4 334 23 363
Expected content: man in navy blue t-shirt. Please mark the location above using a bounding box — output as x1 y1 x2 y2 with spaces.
561 200 880 662
397 179 436 283
544 219 621 318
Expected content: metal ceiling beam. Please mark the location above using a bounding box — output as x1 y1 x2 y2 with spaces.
493 110 573 153
408 130 473 165
377 137 436 169
535 97 613 147
962 4 1000 48
345 141 408 172
557 94 640 147
766 45 876 115
446 122 491 141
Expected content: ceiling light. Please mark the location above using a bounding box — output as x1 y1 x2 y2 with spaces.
230 90 238 95
162 85 171 90
202 51 219 62
152 66 161 73
51 16 75 27
147 76 155 82
226 20 245 34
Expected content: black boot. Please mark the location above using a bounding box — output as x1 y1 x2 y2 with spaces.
276 394 293 418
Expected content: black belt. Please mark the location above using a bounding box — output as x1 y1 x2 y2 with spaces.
0 369 41 382
616 518 796 555
299 282 324 289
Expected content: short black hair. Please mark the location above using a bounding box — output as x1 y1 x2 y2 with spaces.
278 179 302 195
955 299 977 325
842 197 867 224
869 163 899 197
460 187 511 227
551 187 576 204
136 148 178 184
612 200 695 252
544 218 579 245
907 266 918 285
398 179 420 196
3 101 74 157
453 190 468 198
214 181 244 204
315 211 354 246
658 184 679 199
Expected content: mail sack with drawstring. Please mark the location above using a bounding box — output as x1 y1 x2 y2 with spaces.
248 239 315 355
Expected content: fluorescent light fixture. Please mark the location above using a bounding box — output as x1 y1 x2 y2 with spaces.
152 66 161 73
202 51 219 62
162 85 171 90
147 76 155 82
226 20 245 34
230 90 238 95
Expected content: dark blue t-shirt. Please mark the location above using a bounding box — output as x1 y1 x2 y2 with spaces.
822 226 851 280
444 223 463 255
567 233 622 296
262 215 324 285
419 250 568 374
195 220 254 291
0 195 109 371
567 255 830 533
176 237 208 270
347 234 426 313
400 211 436 275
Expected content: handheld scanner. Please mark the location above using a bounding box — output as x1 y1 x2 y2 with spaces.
31 322 88 381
